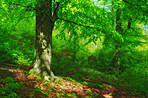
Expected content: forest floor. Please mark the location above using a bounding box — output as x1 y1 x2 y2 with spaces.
0 63 144 98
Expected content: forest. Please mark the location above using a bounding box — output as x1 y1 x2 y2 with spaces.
0 0 148 97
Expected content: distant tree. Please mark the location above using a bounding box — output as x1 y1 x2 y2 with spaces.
110 0 147 72
97 0 148 73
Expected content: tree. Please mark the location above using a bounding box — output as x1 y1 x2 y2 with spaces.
1 0 108 80
111 5 122 71
113 0 148 72
96 0 148 73
30 1 59 80
30 0 105 80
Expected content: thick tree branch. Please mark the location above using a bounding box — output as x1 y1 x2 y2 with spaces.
123 0 148 7
77 11 107 27
57 17 102 30
53 2 60 22
53 2 60 17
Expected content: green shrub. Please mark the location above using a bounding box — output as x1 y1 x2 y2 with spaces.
118 66 148 95
0 77 21 97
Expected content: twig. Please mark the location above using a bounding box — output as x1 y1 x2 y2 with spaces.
123 0 148 7
57 17 102 30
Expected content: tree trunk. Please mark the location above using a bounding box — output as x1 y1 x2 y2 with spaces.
127 18 132 30
30 1 56 80
112 0 115 28
72 30 77 61
112 6 122 71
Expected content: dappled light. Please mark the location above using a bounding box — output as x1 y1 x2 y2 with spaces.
0 0 148 97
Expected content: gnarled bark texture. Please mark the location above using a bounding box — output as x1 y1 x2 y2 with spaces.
30 0 59 80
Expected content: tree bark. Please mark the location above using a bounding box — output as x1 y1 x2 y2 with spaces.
112 6 122 71
30 0 58 80
127 18 132 30
112 0 115 28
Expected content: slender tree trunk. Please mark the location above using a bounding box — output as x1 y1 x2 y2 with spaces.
112 0 115 28
73 30 77 60
30 0 59 80
127 18 132 30
112 6 122 71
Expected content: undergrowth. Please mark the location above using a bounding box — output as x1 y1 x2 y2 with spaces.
0 77 22 98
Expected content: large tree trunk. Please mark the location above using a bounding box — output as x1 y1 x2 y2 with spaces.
30 1 55 80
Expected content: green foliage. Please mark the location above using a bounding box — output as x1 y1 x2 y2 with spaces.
118 49 148 95
118 66 148 95
85 89 98 98
0 77 21 97
0 0 148 96
0 77 14 83
82 81 88 85
0 16 35 65
86 89 92 94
